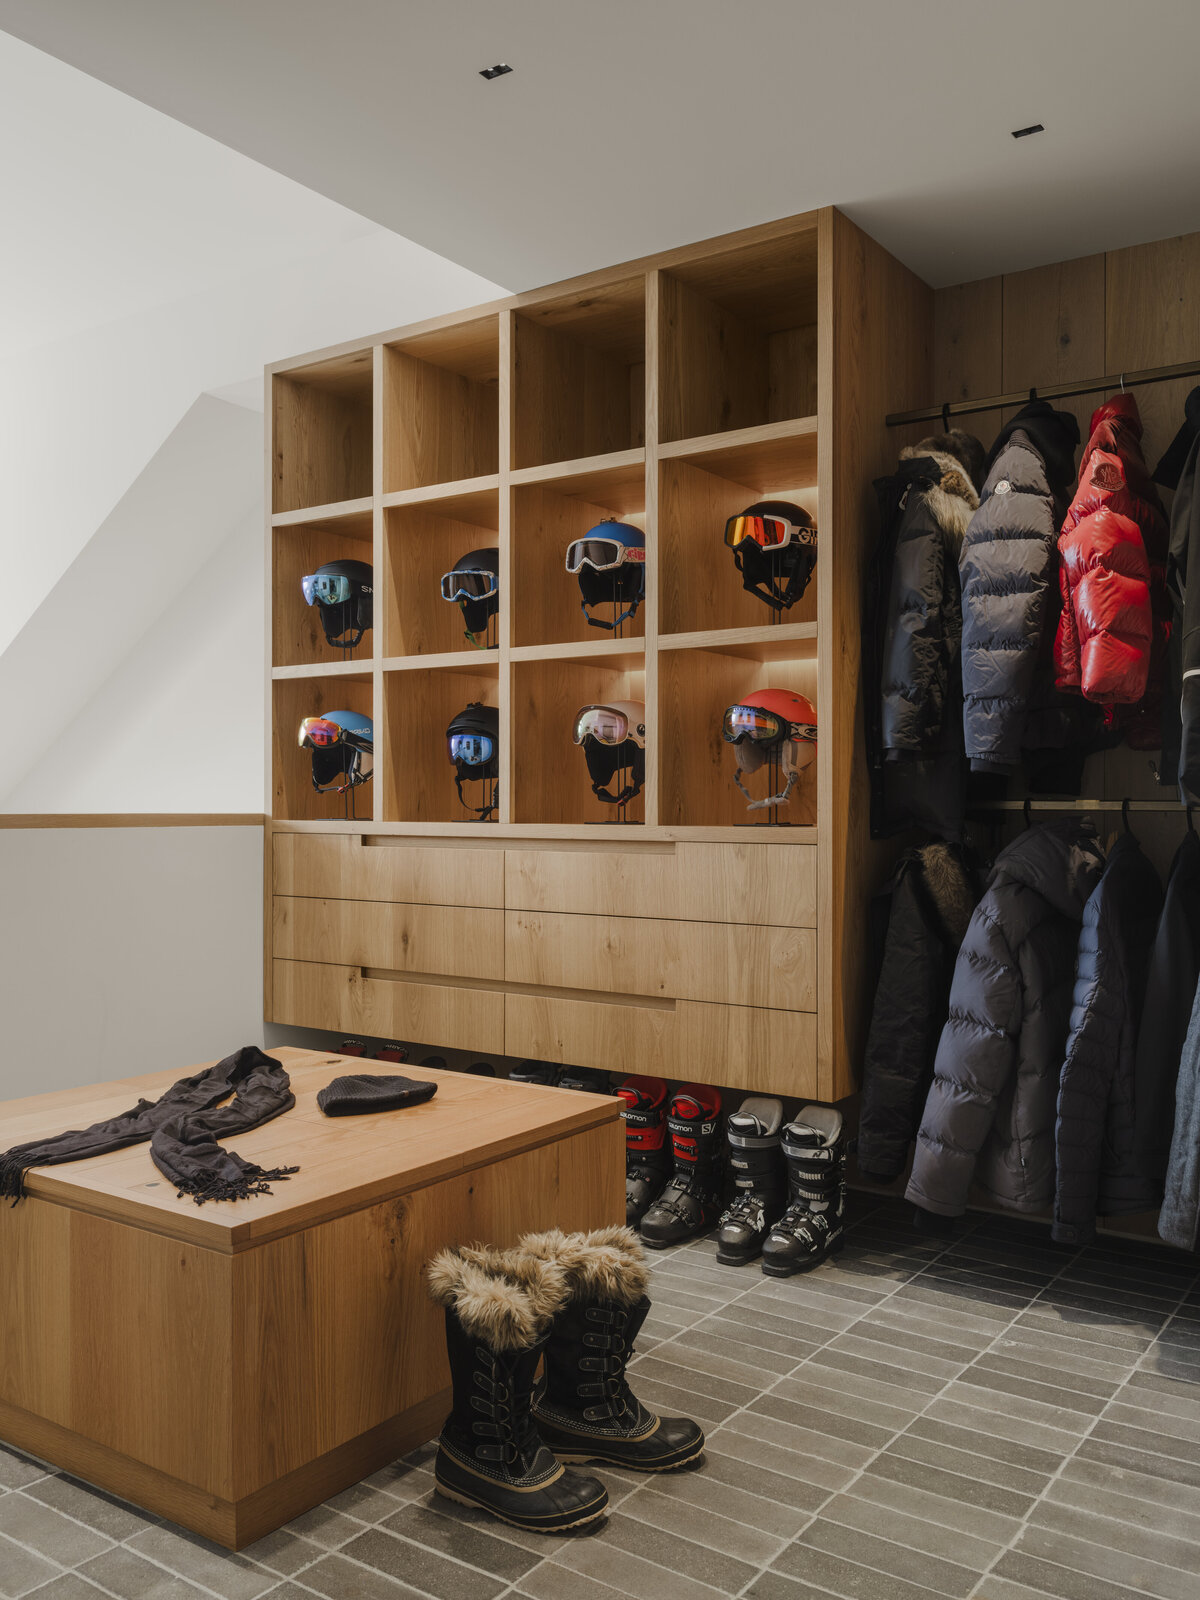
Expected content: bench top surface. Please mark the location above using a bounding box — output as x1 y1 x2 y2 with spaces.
0 1047 618 1249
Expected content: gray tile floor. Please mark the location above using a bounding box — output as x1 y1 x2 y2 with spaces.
3 1194 1199 1600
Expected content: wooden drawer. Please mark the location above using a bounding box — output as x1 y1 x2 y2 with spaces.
505 992 817 1098
273 832 503 908
505 910 815 1011
504 842 816 927
272 959 503 1053
274 896 503 981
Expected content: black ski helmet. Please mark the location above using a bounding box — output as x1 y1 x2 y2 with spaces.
725 501 817 613
572 701 646 806
301 559 373 649
440 547 499 645
446 701 499 820
567 522 646 631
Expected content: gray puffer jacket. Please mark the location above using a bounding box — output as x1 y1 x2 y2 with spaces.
906 820 1104 1217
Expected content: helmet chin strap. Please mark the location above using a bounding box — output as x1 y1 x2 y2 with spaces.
735 765 799 810
592 775 643 805
582 599 641 632
454 770 497 820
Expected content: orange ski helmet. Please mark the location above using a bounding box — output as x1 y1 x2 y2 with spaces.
722 688 817 810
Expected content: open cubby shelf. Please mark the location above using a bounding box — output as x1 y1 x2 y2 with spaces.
272 671 374 823
271 508 374 668
384 316 500 492
384 491 500 658
512 653 647 827
272 351 374 514
383 661 499 825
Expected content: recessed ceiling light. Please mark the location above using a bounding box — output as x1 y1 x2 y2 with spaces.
1011 123 1044 139
480 63 513 80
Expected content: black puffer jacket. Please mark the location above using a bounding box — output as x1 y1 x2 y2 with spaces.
961 402 1081 775
906 820 1104 1217
1154 386 1200 800
1133 829 1200 1193
859 844 981 1183
866 431 984 839
1053 835 1162 1245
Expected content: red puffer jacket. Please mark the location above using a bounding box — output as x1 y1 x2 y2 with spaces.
1055 395 1169 743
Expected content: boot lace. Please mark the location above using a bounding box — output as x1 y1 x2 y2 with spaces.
470 1349 532 1466
578 1307 639 1425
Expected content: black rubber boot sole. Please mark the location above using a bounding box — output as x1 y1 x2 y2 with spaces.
716 1242 763 1266
550 1441 705 1472
761 1234 844 1277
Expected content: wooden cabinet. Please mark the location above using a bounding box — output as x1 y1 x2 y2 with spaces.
266 206 935 1101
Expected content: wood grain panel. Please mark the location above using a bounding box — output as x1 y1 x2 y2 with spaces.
506 909 814 1010
511 483 646 649
505 840 816 926
272 516 374 668
231 1118 622 1495
1107 233 1200 467
274 895 503 979
383 501 500 657
933 276 1003 446
273 357 373 514
273 959 503 1055
505 992 817 1098
659 272 769 442
273 830 504 908
1002 254 1106 444
513 314 638 468
384 349 498 491
0 1200 72 1423
272 674 373 823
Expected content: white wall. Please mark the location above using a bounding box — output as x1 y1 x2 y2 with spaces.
0 825 264 1099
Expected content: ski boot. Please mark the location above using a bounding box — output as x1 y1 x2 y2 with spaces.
524 1227 705 1471
760 1106 846 1277
560 1067 612 1094
426 1245 609 1533
617 1076 672 1226
639 1083 723 1249
373 1042 408 1063
715 1097 786 1265
509 1060 561 1086
338 1038 368 1057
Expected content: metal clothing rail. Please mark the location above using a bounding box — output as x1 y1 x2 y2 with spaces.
885 357 1200 429
969 799 1188 815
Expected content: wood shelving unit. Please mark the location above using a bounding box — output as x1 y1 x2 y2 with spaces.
265 208 933 1100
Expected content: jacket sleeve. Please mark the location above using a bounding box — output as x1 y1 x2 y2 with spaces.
859 867 943 1181
1052 896 1117 1244
905 906 1021 1217
880 497 949 754
1054 530 1082 689
1160 979 1200 1251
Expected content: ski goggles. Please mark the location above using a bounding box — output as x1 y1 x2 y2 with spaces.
448 732 495 766
302 573 365 607
573 705 641 746
298 716 345 749
722 706 817 745
723 514 815 552
440 568 499 602
565 537 645 575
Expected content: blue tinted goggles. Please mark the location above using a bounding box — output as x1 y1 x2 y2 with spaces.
448 732 494 766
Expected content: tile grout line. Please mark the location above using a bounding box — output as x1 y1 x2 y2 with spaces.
962 1253 1200 1600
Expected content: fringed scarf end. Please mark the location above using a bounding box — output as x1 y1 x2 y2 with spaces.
173 1163 300 1207
0 1153 30 1205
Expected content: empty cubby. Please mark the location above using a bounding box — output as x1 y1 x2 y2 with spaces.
658 228 819 443
512 278 645 469
384 487 500 658
272 351 374 513
384 316 500 491
659 432 818 636
383 662 500 824
272 509 374 668
272 672 374 822
511 459 646 647
512 653 647 825
658 640 817 828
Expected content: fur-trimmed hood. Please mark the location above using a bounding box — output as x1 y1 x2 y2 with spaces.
426 1244 568 1350
899 436 981 542
916 842 978 948
520 1226 650 1308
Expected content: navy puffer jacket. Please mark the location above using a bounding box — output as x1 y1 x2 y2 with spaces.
1053 835 1161 1244
906 821 1103 1217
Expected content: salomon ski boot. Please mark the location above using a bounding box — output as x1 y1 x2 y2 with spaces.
509 1060 561 1086
639 1083 723 1248
374 1042 408 1063
426 1246 609 1533
760 1106 846 1277
524 1227 705 1471
617 1076 672 1226
715 1097 786 1265
560 1067 612 1094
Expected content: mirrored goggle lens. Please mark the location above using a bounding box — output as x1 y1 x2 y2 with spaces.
299 717 342 748
448 733 494 765
573 707 629 745
723 516 792 551
722 706 784 744
302 574 353 606
440 569 498 602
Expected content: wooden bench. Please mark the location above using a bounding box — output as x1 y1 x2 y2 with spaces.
0 1047 622 1548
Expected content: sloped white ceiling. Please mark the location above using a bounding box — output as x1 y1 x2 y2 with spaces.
3 1 1200 291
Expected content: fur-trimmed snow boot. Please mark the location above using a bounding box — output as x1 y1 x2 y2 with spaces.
617 1075 672 1225
715 1097 786 1265
639 1083 723 1248
760 1106 847 1277
523 1226 705 1471
426 1246 609 1532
